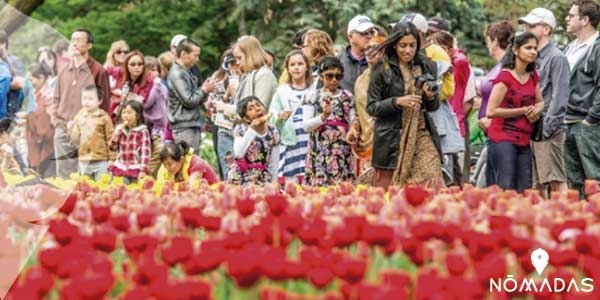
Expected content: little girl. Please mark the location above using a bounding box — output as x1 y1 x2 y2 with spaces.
228 96 280 185
269 50 313 183
109 100 151 184
302 56 355 186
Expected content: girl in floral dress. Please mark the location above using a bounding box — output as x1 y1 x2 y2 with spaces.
228 96 280 185
302 56 355 186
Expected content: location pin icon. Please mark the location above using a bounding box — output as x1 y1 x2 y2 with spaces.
531 248 549 275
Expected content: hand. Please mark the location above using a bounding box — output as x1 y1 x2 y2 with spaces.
395 95 422 110
582 120 596 127
10 77 24 90
250 114 269 134
202 79 218 94
153 77 162 85
524 105 540 123
346 124 359 144
112 89 122 97
66 120 74 130
478 117 491 130
278 111 292 121
423 83 435 99
320 102 332 121
15 112 27 119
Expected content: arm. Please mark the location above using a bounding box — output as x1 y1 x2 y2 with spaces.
144 81 164 110
268 144 280 182
233 127 259 159
542 56 569 136
168 71 208 109
139 130 152 174
104 116 116 161
486 83 527 118
109 127 122 151
96 69 112 113
584 53 600 125
302 104 324 132
68 116 81 145
366 68 403 117
0 76 9 119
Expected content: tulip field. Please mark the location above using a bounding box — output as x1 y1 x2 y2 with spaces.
3 177 600 300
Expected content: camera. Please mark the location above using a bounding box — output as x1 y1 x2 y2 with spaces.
415 74 439 93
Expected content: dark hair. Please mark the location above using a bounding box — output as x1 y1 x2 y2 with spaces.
284 50 312 86
292 29 309 48
574 0 600 28
82 84 104 100
0 118 13 134
28 63 52 80
74 29 94 44
317 56 344 74
36 47 58 75
122 100 145 127
377 22 426 65
430 31 454 51
160 141 190 162
145 56 160 77
176 38 200 58
0 30 8 48
122 50 148 88
237 95 264 119
53 39 69 55
485 21 515 50
500 32 538 73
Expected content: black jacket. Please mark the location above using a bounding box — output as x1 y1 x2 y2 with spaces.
366 54 441 170
566 34 600 124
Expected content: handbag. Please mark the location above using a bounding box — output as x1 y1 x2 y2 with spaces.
530 118 544 142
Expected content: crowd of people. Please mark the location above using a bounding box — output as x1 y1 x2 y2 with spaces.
0 0 599 197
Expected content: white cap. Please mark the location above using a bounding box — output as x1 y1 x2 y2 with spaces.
400 13 428 32
347 15 375 35
519 8 556 29
170 34 187 48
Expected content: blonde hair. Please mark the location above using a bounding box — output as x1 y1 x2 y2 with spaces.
234 35 267 73
158 51 175 79
303 30 334 63
105 40 129 67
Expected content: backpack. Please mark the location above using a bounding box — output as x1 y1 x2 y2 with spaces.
6 88 24 119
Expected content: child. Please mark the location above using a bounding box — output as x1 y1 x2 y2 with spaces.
156 141 218 185
109 100 151 184
0 118 27 175
228 96 280 185
67 85 114 181
302 56 355 186
269 50 313 183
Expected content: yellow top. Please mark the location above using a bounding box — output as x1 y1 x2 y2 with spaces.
425 44 455 101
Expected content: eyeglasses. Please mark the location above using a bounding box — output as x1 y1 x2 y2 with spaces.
323 73 343 81
128 62 144 67
116 49 129 55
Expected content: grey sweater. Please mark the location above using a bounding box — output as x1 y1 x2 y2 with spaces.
234 66 277 110
565 34 600 124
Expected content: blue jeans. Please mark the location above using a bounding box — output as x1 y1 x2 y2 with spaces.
486 140 532 193
216 129 234 180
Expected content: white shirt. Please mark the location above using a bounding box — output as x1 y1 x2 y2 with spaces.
564 32 599 70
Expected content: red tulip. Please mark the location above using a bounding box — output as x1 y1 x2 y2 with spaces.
226 246 262 287
236 196 255 217
362 223 394 247
160 236 194 266
133 254 169 286
180 207 203 228
307 267 334 289
297 219 327 246
91 226 117 253
575 234 599 255
585 180 599 196
184 250 224 275
39 247 62 274
445 253 468 276
404 185 431 206
200 215 221 231
48 218 79 246
22 267 54 298
136 209 156 229
110 214 130 232
266 193 288 216
71 264 115 300
334 256 366 284
123 234 159 261
120 286 152 300
551 219 586 242
91 205 111 224
59 192 80 215
282 261 308 280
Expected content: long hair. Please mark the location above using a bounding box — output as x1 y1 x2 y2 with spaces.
303 29 335 63
500 32 538 73
235 35 268 74
122 50 148 88
376 21 426 66
122 100 145 127
105 40 129 67
284 49 313 86
158 51 174 79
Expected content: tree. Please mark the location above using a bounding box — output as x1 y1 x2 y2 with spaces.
0 0 45 35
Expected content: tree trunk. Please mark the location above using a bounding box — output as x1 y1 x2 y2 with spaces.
0 0 45 35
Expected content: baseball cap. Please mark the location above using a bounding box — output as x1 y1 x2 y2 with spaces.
347 15 375 35
518 8 556 29
400 13 428 32
170 34 187 48
428 16 450 33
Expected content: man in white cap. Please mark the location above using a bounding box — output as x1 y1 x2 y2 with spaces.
338 15 377 93
518 8 570 197
401 13 463 187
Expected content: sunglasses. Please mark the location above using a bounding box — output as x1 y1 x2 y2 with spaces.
128 62 144 67
323 73 343 81
116 50 129 55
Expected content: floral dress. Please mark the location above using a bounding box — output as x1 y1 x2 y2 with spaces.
304 89 355 186
228 123 280 185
